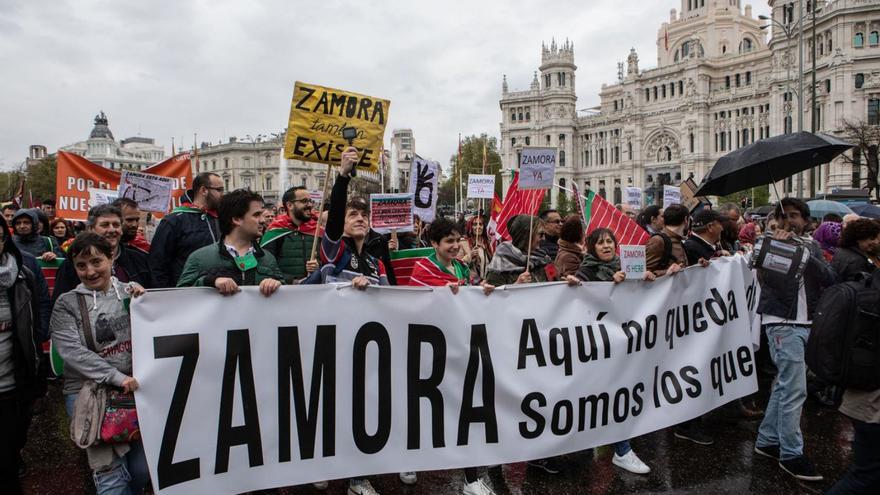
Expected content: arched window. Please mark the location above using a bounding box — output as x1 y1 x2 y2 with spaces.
856 73 865 89
740 38 753 53
559 178 566 188
510 111 516 122
871 31 880 45
627 142 633 159
689 133 695 152
560 150 566 167
525 136 530 145
854 32 865 48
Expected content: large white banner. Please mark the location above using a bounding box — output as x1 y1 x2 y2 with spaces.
132 257 758 495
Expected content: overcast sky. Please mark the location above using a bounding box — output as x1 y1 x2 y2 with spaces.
0 0 771 170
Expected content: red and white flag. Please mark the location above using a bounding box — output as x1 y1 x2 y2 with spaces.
487 171 545 245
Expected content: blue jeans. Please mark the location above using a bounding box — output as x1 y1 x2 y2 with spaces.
92 441 149 495
65 393 150 494
756 324 809 460
614 440 632 457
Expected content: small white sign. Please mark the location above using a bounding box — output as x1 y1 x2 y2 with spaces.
88 188 118 208
409 158 439 223
625 187 642 209
118 170 174 213
662 185 681 209
518 147 556 190
467 174 496 199
620 244 647 280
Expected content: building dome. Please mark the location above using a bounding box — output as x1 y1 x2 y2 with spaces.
89 111 114 140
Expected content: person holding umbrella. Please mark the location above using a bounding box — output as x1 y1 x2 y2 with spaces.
753 198 838 482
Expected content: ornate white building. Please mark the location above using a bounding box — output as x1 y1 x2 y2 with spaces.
500 0 880 205
59 112 166 171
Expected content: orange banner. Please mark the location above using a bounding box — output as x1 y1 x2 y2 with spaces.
55 151 193 221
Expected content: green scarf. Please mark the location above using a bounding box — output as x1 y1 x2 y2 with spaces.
577 254 620 282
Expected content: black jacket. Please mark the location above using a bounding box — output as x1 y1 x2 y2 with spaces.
757 238 838 321
52 245 152 304
148 209 219 287
683 234 720 266
832 246 875 282
8 262 44 402
540 235 560 261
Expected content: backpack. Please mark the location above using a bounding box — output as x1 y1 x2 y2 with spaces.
806 272 880 391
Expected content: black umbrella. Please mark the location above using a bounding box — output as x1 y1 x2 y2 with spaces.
694 131 854 197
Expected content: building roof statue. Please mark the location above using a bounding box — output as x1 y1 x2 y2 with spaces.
89 111 114 140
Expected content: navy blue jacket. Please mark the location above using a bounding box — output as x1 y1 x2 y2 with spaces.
148 209 219 288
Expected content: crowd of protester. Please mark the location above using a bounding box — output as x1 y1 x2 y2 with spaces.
1 148 879 494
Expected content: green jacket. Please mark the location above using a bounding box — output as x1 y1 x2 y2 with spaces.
177 240 285 288
260 228 316 283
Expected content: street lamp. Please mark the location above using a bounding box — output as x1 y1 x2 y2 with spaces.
760 2 812 198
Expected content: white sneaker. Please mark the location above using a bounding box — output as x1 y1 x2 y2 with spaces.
399 471 418 485
612 450 651 474
463 478 496 495
312 480 329 490
348 479 380 495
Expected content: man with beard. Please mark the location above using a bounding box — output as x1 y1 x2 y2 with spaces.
51 204 152 302
149 172 222 287
111 198 150 253
260 186 321 284
11 209 63 262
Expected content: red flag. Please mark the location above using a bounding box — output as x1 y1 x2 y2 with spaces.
581 189 650 246
490 193 503 217
487 171 545 244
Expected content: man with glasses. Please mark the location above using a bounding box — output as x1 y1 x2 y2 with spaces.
538 209 563 260
149 172 223 287
260 186 321 284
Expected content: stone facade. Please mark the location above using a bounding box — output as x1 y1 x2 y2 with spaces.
196 137 382 204
59 112 165 171
500 0 880 205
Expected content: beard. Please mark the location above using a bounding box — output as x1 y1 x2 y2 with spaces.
293 208 311 223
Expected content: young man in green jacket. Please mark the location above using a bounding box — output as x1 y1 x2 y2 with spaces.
177 189 284 296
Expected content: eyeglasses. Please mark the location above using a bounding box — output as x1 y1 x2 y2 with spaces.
294 198 314 205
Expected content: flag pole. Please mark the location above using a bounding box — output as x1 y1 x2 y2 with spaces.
309 163 334 264
525 214 534 274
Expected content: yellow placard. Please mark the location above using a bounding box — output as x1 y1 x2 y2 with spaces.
284 81 391 174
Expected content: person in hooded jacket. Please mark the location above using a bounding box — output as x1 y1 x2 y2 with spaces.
50 232 147 495
11 209 64 262
0 214 43 495
148 172 222 287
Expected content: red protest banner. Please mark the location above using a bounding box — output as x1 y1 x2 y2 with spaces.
55 151 121 221
55 151 194 221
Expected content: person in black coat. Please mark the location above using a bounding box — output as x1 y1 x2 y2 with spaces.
148 173 223 287
0 215 43 495
51 205 152 304
832 218 880 282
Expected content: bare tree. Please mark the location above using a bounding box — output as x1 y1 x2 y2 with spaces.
839 119 880 199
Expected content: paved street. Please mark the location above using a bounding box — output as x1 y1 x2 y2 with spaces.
22 379 853 495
